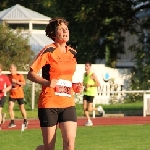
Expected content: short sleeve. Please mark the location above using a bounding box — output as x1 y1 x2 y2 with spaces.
30 50 50 73
20 74 25 82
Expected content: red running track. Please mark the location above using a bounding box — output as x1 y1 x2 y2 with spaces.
1 116 150 130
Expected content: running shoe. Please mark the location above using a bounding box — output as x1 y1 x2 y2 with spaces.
24 121 28 129
85 120 93 126
98 106 105 117
8 122 16 128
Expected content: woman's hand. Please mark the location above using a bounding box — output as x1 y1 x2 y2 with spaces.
50 79 58 88
12 79 18 83
72 83 83 93
44 79 58 88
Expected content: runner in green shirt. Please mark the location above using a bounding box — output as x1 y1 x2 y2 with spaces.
83 62 105 126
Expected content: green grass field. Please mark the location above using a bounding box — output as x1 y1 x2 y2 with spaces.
2 100 143 119
0 124 150 150
1 100 148 150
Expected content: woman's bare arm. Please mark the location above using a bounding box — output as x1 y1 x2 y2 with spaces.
27 69 50 87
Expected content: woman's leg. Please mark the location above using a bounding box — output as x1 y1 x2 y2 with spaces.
35 145 44 150
41 126 57 150
38 108 59 150
60 121 77 150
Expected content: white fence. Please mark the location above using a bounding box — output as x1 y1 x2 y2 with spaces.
2 65 150 117
92 91 150 118
2 64 132 106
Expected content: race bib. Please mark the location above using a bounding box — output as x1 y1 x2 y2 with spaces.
55 79 72 97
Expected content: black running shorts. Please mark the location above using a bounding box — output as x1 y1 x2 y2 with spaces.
38 106 77 127
83 95 94 103
9 97 25 105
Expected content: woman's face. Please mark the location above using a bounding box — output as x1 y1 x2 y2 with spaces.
55 22 69 43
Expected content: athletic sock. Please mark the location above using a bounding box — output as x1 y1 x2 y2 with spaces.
11 120 14 124
24 119 27 123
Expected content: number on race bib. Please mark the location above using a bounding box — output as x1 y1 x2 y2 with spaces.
55 79 72 97
55 85 71 95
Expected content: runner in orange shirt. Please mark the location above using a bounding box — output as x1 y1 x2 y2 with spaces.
8 64 28 129
27 18 82 150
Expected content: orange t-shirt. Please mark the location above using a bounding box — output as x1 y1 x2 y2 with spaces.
30 43 77 108
8 74 25 98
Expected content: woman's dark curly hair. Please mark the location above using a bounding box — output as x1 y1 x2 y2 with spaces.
45 17 69 41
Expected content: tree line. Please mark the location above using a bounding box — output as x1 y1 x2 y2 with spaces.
1 0 150 96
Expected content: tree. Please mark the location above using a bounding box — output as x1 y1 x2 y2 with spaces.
128 15 150 101
0 24 34 70
1 0 150 65
0 0 60 18
51 0 150 64
50 0 150 99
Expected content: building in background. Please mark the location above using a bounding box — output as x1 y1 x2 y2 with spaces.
96 8 150 68
0 4 53 55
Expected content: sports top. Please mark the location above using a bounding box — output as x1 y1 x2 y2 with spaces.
0 74 11 98
83 72 97 96
8 74 25 98
30 43 77 108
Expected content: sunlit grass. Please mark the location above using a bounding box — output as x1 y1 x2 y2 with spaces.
0 124 150 150
2 100 143 119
